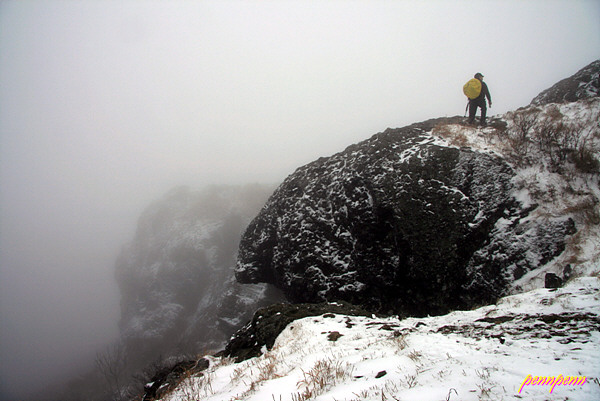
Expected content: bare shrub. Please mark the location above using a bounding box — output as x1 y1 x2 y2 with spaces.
563 196 600 225
545 104 564 122
504 109 539 165
391 331 408 351
450 132 469 147
95 343 128 401
256 351 281 383
432 124 469 147
571 134 600 174
536 120 564 169
432 123 453 139
403 374 418 388
537 120 591 173
293 358 353 401
506 105 599 175
407 349 422 362
510 107 540 133
179 369 213 401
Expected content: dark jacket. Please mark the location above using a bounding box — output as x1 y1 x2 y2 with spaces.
472 81 491 106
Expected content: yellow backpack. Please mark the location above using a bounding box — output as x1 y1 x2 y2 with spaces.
463 78 482 99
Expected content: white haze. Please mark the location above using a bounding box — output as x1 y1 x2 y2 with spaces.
0 0 598 399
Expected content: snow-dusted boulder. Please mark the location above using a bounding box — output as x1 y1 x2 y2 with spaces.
115 185 284 368
223 301 372 362
531 59 599 105
236 118 575 316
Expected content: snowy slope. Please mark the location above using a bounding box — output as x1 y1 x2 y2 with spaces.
433 98 600 291
531 59 599 105
159 277 599 401
152 98 600 401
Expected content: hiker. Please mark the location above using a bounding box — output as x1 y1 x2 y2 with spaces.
466 73 492 126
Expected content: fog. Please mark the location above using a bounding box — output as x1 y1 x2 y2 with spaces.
0 1 598 399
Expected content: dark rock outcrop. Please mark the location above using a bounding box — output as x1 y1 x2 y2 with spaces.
545 273 563 289
531 59 599 105
222 301 372 362
235 118 575 316
142 358 209 401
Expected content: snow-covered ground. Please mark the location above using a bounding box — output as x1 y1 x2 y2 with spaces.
161 276 599 401
157 101 600 401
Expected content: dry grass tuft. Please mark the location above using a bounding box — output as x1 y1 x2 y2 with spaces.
292 357 354 401
432 124 470 147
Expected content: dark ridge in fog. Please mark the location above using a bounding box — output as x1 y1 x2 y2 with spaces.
55 185 286 401
115 185 286 370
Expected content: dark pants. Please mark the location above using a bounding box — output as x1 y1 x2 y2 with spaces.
468 99 487 125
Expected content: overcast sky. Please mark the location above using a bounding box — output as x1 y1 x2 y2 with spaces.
1 1 599 399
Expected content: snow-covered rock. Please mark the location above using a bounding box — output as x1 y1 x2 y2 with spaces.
531 59 599 105
235 115 577 316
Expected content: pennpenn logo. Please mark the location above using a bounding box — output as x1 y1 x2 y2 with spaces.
518 374 587 394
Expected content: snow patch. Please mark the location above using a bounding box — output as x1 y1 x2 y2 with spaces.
161 277 600 401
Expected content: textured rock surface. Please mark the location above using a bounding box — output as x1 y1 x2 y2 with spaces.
141 358 209 401
222 301 372 362
236 118 575 316
115 185 285 368
531 59 599 105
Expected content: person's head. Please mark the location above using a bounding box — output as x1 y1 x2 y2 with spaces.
474 72 484 81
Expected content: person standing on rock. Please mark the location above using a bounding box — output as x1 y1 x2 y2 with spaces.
467 73 492 126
